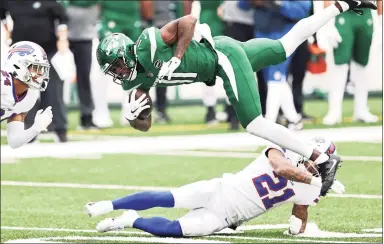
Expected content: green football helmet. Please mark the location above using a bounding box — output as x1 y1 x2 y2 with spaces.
96 33 138 84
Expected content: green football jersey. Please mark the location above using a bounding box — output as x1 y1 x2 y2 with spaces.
122 27 218 91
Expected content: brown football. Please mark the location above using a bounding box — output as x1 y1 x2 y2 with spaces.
131 89 152 119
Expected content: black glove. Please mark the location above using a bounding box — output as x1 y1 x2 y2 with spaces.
318 154 342 196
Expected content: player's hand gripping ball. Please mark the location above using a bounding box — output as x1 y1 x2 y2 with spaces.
126 89 152 120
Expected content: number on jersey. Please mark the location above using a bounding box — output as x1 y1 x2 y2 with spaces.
253 172 295 210
1 70 11 86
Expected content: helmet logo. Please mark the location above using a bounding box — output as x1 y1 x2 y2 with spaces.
105 37 119 56
8 44 35 59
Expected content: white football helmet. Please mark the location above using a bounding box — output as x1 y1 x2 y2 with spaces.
5 41 50 91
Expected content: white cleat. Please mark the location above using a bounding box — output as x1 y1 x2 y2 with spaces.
353 112 379 123
322 114 342 125
96 210 139 233
84 201 114 218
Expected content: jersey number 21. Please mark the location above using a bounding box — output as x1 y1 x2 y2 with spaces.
252 172 295 210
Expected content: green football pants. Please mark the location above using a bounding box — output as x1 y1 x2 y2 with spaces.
334 10 373 66
214 36 286 128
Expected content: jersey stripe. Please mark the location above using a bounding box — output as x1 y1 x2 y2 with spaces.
160 79 195 84
171 73 197 78
148 27 157 62
216 50 238 101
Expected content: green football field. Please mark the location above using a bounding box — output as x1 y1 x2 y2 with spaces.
1 139 382 243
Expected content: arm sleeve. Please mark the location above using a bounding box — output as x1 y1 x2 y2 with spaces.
279 1 311 20
7 121 39 149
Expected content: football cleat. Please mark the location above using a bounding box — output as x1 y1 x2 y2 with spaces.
318 154 343 196
96 210 139 233
84 201 113 218
339 0 377 15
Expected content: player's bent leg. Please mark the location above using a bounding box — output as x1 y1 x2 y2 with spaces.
279 1 350 58
85 191 175 217
239 38 287 73
133 216 183 237
178 208 228 237
215 37 332 164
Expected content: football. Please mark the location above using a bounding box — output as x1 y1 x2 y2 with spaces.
131 89 152 119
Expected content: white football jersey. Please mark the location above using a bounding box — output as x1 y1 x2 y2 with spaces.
220 145 320 224
1 70 39 122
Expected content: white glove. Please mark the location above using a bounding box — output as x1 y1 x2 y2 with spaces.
288 215 302 235
1 93 16 111
316 18 342 51
32 106 53 132
330 179 345 194
310 176 322 188
157 57 181 83
124 89 150 121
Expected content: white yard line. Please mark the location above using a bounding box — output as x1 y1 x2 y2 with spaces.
2 226 380 243
148 151 382 162
1 127 381 160
362 228 382 233
1 181 381 199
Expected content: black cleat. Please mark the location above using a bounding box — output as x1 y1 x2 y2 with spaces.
340 0 377 15
318 154 343 196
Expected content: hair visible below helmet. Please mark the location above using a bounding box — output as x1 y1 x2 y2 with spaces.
96 33 137 84
5 41 50 91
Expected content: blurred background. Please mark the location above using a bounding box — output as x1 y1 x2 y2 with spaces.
0 0 382 142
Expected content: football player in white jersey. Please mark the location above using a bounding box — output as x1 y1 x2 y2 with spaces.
85 137 344 237
1 41 53 149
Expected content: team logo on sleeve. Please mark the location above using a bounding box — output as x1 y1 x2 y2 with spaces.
154 59 163 69
7 44 35 59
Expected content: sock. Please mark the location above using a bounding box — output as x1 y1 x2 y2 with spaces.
280 82 301 123
112 191 175 211
133 217 183 237
351 62 369 116
265 82 284 122
279 2 349 57
246 116 314 158
202 85 217 107
326 64 349 119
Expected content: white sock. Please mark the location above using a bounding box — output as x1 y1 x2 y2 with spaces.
265 82 283 122
246 116 314 158
280 82 301 123
202 84 217 107
351 62 369 116
326 64 349 118
279 2 349 57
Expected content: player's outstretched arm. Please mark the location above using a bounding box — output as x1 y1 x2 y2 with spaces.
160 14 197 60
267 149 321 187
6 108 52 149
289 204 309 234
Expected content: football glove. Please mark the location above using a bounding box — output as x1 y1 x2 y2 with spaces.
288 215 302 235
318 154 343 196
124 89 150 121
32 106 53 132
157 57 181 82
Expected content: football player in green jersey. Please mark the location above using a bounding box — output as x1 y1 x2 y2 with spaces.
96 0 376 171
